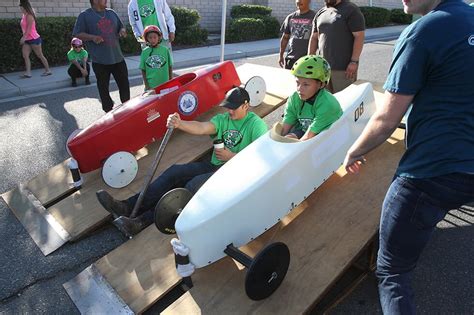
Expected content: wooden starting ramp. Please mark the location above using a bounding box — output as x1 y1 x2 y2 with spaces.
63 84 406 314
1 64 296 255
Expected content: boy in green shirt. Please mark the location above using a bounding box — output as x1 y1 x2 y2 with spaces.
281 55 343 141
139 25 172 90
67 38 90 87
96 87 268 236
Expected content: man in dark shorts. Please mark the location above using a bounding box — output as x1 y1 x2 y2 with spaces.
279 0 316 69
308 0 365 93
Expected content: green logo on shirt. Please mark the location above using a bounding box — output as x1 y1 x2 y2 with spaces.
223 130 242 148
140 5 156 18
298 118 313 131
146 55 166 69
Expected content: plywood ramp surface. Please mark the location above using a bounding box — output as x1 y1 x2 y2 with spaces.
63 93 288 313
163 129 405 315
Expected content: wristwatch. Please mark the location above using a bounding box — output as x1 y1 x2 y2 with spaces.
350 60 359 65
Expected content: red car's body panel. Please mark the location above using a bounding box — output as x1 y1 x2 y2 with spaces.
67 61 241 173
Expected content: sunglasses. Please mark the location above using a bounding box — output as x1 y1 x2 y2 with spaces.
73 45 83 48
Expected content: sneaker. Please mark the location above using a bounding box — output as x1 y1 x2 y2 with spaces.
96 190 132 219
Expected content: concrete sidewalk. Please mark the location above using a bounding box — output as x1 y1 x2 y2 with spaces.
0 25 405 100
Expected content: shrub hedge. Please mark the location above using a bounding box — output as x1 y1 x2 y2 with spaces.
170 6 208 46
360 6 391 28
226 5 280 43
230 5 272 19
390 8 413 24
0 6 207 73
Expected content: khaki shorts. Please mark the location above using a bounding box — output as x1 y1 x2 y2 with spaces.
327 70 356 93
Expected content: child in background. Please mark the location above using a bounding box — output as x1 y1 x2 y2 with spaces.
281 55 343 141
139 25 172 91
67 38 90 87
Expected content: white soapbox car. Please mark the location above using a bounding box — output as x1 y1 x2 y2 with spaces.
154 82 376 300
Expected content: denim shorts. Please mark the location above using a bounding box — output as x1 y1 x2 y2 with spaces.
25 37 42 45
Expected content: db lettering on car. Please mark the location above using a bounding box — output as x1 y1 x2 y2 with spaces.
354 102 364 122
178 91 198 116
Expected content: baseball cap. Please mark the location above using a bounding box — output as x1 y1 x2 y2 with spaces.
220 87 250 110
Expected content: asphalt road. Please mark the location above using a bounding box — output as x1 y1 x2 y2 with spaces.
0 40 472 314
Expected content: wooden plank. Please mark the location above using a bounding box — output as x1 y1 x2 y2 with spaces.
95 227 176 314
62 93 288 313
63 66 296 312
163 129 405 314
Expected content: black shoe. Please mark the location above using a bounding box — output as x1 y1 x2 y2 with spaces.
96 190 131 219
112 214 152 238
71 80 77 87
85 77 90 85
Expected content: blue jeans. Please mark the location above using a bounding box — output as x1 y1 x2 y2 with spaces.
377 173 474 314
126 161 219 218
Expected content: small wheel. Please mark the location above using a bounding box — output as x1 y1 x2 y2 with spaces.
66 129 83 156
154 188 192 234
245 76 266 107
102 151 138 189
245 242 290 300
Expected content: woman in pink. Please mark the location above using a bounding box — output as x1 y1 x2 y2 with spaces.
19 0 51 78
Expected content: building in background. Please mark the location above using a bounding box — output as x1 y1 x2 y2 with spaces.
0 0 404 32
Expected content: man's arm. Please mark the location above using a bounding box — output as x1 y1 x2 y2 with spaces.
279 33 290 68
167 113 216 135
163 0 176 41
75 32 104 44
345 31 365 79
344 91 413 173
308 30 319 54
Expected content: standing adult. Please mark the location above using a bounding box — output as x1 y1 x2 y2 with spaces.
19 0 51 78
128 0 176 50
73 0 130 113
308 0 365 93
343 0 474 313
279 0 316 69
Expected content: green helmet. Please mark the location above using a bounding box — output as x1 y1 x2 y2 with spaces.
291 55 331 84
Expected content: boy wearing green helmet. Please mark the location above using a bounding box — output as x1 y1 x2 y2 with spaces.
281 55 343 141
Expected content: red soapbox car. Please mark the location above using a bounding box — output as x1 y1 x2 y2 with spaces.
66 61 266 188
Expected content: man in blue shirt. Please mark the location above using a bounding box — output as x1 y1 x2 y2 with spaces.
73 0 130 112
343 0 474 313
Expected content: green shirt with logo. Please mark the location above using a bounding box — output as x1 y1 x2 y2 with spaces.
67 49 88 66
137 0 159 29
210 111 268 166
139 45 172 88
283 89 342 134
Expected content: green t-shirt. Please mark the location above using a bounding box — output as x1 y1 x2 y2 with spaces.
139 45 172 88
67 49 88 66
137 0 159 29
282 89 342 134
210 111 268 166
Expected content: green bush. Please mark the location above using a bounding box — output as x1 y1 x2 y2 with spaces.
227 18 265 42
230 5 272 19
360 6 391 28
390 8 412 24
120 25 141 55
171 6 200 29
170 6 208 46
260 16 281 38
174 24 208 45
